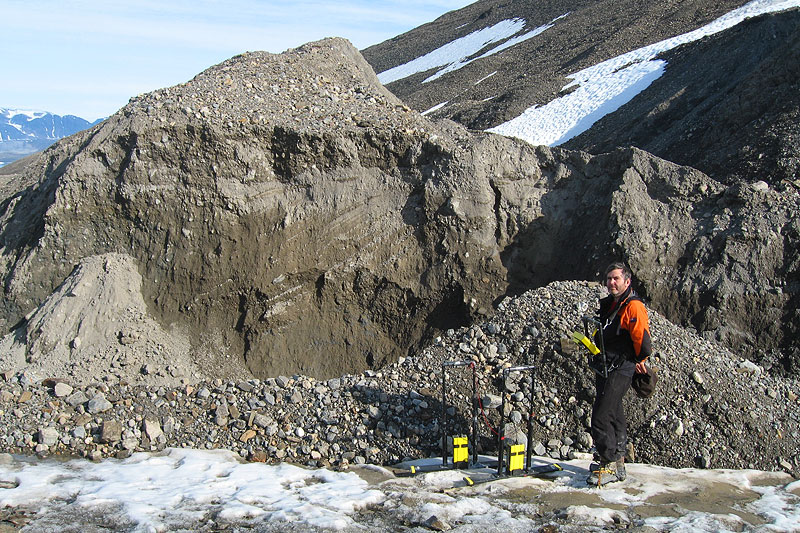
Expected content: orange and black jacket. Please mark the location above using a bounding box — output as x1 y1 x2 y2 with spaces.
597 286 652 364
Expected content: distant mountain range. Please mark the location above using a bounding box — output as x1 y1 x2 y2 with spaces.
0 108 103 166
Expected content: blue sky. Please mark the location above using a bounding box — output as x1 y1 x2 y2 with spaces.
3 0 472 121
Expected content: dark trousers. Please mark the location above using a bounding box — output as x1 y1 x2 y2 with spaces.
591 362 634 463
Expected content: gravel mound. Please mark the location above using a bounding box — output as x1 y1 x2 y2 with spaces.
1 281 797 476
0 21 797 481
0 253 250 387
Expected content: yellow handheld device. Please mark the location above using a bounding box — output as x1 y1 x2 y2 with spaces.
571 331 600 355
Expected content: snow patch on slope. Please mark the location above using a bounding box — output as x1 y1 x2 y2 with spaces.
488 0 800 146
377 15 565 85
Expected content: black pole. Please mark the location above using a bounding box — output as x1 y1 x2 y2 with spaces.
584 316 608 378
497 368 508 475
495 365 537 473
441 362 447 466
471 362 478 467
597 318 608 378
525 368 535 471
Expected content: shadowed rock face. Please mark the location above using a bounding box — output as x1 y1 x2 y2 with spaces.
362 0 754 131
563 9 800 188
363 1 800 187
363 0 800 371
0 39 521 380
0 38 798 383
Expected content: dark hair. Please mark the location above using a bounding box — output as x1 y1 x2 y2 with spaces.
604 262 631 281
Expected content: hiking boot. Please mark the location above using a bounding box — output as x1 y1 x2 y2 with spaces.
615 458 627 481
586 461 621 486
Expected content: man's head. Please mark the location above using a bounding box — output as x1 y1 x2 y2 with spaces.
604 262 631 300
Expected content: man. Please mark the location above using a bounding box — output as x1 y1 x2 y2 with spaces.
587 262 652 486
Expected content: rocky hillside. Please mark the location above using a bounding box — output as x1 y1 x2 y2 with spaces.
0 7 798 475
362 1 800 187
563 8 800 187
1 33 799 387
362 0 754 131
363 0 800 371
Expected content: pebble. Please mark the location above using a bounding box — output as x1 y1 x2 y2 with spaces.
38 427 59 447
87 395 113 414
54 383 74 397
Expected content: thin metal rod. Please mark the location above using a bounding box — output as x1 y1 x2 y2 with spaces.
441 362 447 466
598 319 608 378
442 360 472 368
497 368 508 475
583 315 608 377
525 368 535 471
471 362 478 466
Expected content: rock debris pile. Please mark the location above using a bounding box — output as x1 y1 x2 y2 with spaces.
364 3 800 369
0 38 516 381
0 34 799 481
2 35 800 384
1 281 797 476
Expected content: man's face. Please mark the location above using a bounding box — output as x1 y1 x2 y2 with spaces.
606 268 631 299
